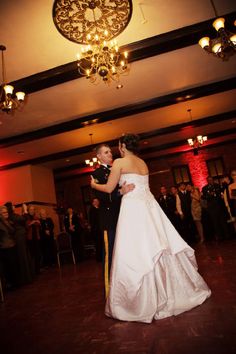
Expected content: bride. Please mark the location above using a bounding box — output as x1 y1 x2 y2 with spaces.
91 133 211 323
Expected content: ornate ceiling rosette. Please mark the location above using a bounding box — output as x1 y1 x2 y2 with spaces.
52 0 133 44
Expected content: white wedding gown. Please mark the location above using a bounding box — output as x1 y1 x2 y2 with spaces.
105 174 211 323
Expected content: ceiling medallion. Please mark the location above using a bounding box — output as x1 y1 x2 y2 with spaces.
52 0 133 44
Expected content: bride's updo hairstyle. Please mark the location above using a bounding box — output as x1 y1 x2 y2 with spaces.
119 133 140 154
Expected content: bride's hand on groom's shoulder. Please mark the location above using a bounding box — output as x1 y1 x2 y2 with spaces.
120 181 135 195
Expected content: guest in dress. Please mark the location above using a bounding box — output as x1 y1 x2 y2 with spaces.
4 202 33 285
189 187 204 243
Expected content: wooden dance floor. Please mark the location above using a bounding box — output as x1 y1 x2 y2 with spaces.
0 239 236 354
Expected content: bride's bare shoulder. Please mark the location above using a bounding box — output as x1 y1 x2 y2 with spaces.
112 158 123 167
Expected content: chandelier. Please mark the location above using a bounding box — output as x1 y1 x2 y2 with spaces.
85 133 99 167
186 109 207 155
77 34 129 87
53 0 132 87
187 136 208 148
198 0 236 61
0 45 25 114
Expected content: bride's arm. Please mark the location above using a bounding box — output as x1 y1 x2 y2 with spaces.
91 159 122 193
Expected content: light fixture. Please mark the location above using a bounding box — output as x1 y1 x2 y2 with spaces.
186 109 207 155
85 133 99 167
53 0 132 87
198 0 236 61
0 45 26 113
77 35 129 86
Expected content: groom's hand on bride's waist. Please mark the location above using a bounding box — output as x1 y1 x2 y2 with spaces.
119 181 135 195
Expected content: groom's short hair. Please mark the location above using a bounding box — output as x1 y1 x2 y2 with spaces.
95 143 110 155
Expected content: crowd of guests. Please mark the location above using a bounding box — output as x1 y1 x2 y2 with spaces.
157 171 236 244
0 201 97 293
0 203 55 291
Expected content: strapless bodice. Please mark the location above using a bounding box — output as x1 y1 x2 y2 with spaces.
119 173 149 187
119 174 154 203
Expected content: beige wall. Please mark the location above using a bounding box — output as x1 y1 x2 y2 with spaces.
0 165 33 204
30 165 57 203
0 164 60 234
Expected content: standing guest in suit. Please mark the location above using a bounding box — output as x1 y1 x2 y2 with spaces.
25 205 41 275
89 198 103 262
39 209 55 268
158 186 179 229
176 182 195 243
64 207 83 262
202 176 229 240
91 144 135 297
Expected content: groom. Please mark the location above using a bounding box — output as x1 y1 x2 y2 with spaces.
91 143 134 297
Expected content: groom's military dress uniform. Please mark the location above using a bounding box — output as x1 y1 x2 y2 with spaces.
91 164 121 296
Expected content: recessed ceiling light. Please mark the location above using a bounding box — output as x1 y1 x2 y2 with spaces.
143 141 149 145
66 159 70 162
116 84 123 89
232 120 236 123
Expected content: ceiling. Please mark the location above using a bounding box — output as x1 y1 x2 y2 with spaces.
0 0 236 177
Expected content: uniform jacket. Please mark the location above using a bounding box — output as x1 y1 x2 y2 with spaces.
91 165 121 231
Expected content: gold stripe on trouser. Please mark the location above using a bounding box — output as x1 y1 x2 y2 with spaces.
104 230 109 298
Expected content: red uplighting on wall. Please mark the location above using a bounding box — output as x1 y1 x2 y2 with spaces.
181 151 209 190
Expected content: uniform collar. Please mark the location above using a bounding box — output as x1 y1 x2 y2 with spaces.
101 164 111 169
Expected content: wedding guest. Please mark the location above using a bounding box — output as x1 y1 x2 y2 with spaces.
170 186 178 197
64 207 83 262
228 170 236 233
4 202 32 285
89 198 103 262
39 209 55 267
158 186 179 230
25 205 41 275
222 175 234 223
190 186 204 243
0 206 19 289
176 183 195 243
169 185 182 233
202 176 229 240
